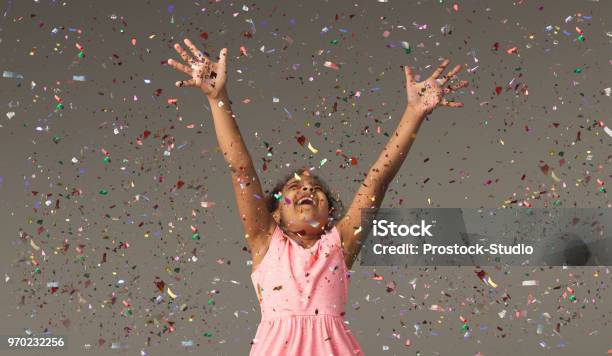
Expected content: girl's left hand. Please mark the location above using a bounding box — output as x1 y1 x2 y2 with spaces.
404 59 469 115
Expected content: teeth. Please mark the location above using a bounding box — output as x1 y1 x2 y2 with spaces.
298 197 314 205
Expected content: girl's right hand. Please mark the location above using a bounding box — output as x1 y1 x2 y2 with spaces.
167 38 228 99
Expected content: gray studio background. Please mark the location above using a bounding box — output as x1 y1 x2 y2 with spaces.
1 0 611 355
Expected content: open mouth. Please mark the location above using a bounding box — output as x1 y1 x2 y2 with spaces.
296 196 316 206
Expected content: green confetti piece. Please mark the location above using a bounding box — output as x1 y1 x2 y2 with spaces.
203 332 213 337
574 67 583 74
207 298 215 305
103 156 111 164
34 267 41 274
577 35 585 41
599 187 606 193
124 309 132 316
569 295 576 302
78 51 85 58
56 103 64 110
174 267 180 273
52 136 61 143
330 39 339 45
460 323 469 332
553 200 562 206
191 233 200 241
99 189 108 195
404 47 411 54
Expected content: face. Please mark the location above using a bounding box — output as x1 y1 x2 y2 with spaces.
273 173 330 235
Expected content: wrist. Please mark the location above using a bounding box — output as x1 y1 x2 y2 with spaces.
205 87 228 102
405 104 428 119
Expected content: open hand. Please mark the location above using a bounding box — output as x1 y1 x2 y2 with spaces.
167 38 228 99
404 59 469 115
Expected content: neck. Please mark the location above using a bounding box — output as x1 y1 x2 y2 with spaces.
284 228 321 241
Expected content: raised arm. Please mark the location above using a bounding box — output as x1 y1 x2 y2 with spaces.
167 39 275 252
337 59 469 268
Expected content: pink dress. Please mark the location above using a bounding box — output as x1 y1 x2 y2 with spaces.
249 224 364 356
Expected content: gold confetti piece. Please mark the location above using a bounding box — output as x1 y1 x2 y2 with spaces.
30 239 40 251
551 170 561 182
500 138 505 145
604 126 612 138
307 142 318 154
293 173 301 181
167 287 177 299
354 226 362 235
487 276 498 288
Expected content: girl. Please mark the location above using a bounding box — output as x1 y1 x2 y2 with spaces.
167 38 468 355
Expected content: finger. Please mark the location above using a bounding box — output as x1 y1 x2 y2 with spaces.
430 58 450 80
404 65 415 83
184 38 207 62
439 64 463 85
441 99 464 108
176 79 197 88
167 58 192 75
449 79 469 91
218 48 228 69
174 43 193 64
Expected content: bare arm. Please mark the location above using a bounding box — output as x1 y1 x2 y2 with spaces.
206 89 275 244
167 39 275 254
337 59 469 268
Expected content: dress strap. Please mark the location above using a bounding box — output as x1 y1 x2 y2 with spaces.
327 225 343 248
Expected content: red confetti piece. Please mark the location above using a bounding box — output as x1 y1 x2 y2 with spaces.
296 135 306 146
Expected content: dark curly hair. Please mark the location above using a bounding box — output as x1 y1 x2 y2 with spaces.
266 169 344 232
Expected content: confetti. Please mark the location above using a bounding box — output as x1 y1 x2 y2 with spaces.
200 201 216 208
2 70 23 79
307 142 318 154
323 61 339 70
167 287 177 299
522 280 539 286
